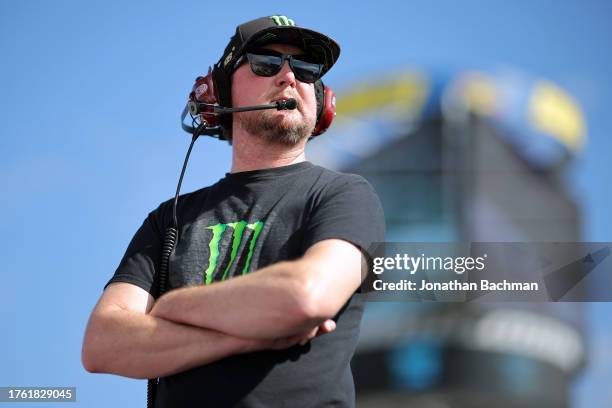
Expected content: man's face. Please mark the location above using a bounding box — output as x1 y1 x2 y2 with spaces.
231 43 318 146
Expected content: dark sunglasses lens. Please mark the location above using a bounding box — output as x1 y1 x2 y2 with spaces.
290 58 322 83
245 52 323 83
247 53 282 77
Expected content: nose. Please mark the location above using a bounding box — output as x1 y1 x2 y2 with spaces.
274 60 296 88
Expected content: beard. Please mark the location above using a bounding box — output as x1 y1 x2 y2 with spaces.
234 108 316 146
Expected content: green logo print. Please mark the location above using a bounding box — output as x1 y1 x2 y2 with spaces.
269 15 295 26
204 221 264 285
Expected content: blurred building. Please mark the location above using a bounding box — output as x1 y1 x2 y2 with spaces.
307 68 587 408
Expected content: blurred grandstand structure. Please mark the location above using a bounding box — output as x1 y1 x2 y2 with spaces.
307 68 587 408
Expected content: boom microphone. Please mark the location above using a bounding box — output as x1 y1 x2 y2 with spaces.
188 98 297 116
276 98 297 110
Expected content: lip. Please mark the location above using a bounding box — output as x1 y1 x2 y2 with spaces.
271 96 296 104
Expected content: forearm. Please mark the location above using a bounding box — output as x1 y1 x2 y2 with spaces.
150 260 323 339
82 306 252 379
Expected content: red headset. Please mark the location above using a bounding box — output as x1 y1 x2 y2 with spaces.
188 67 336 140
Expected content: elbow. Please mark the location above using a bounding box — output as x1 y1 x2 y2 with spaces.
290 273 335 324
82 355 100 374
81 317 111 374
81 309 151 379
81 337 102 373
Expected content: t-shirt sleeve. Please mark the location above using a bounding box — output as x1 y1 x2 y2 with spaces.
302 174 386 254
104 203 168 297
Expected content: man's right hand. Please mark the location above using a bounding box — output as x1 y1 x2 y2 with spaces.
244 319 336 351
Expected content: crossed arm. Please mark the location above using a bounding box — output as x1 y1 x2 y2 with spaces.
81 239 363 379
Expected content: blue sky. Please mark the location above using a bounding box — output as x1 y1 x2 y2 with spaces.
1 1 610 406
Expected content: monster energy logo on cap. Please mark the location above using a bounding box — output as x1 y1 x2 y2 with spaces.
270 15 295 26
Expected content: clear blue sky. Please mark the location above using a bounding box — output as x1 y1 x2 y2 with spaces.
1 1 610 406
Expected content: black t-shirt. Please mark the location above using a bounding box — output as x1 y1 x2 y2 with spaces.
105 161 385 407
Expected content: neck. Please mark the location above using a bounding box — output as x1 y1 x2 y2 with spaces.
230 130 308 173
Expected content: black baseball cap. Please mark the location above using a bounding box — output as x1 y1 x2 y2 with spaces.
216 15 341 77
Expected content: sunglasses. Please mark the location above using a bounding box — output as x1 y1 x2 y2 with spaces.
235 49 323 83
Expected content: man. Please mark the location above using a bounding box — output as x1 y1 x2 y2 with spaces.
82 15 385 407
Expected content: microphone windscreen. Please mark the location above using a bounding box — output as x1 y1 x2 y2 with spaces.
285 98 297 110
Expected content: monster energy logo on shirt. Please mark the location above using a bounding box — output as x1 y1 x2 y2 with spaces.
269 15 295 26
203 220 264 285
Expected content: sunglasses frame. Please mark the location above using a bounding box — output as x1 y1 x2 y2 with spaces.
233 49 323 84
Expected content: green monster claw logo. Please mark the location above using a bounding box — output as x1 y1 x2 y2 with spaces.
269 15 295 26
203 221 264 285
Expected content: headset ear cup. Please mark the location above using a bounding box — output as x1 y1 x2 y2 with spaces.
190 67 220 127
311 83 336 137
211 64 233 141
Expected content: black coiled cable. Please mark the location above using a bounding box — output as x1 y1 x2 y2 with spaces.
147 131 200 408
146 226 177 408
158 227 177 296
